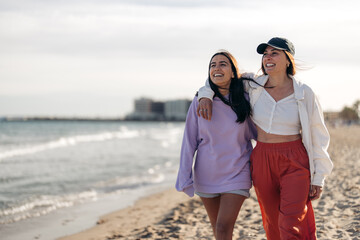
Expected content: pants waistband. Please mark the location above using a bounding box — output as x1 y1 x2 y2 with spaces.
255 138 304 150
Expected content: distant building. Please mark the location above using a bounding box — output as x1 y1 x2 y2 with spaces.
324 111 340 122
151 101 165 115
324 111 341 126
164 99 191 121
134 98 153 113
125 97 191 121
126 97 164 120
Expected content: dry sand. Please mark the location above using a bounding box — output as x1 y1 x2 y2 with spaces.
59 125 360 240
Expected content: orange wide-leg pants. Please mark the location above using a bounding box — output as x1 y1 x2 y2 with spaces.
250 139 317 240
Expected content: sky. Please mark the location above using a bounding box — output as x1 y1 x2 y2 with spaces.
0 0 359 117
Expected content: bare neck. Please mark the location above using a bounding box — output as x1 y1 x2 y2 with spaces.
266 74 292 88
219 89 229 96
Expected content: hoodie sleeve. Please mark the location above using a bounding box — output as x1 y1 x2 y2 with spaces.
175 97 200 197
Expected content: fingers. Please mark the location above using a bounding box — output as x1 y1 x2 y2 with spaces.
309 185 317 199
200 109 209 120
202 109 208 120
309 185 323 201
309 185 316 197
200 108 206 119
199 99 207 120
196 105 201 117
207 103 212 120
311 192 321 200
196 102 208 119
198 99 213 120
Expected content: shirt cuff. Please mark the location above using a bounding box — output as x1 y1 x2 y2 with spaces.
312 173 325 187
197 86 214 102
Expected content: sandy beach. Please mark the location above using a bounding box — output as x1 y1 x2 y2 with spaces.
59 125 360 240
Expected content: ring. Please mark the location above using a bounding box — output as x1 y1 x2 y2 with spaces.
199 109 203 112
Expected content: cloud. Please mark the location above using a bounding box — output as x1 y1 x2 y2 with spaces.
0 0 359 115
2 0 359 60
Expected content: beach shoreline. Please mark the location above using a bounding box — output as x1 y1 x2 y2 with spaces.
0 121 183 240
0 184 173 240
58 187 266 240
59 125 360 240
58 188 191 240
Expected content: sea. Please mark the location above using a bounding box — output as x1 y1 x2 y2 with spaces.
0 120 185 239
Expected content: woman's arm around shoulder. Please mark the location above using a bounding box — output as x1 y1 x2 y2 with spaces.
197 78 214 101
197 72 258 100
196 79 214 120
196 73 258 120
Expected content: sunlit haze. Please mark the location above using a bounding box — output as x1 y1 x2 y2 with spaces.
1 0 359 117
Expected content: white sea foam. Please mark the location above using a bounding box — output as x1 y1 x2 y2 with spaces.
149 127 183 141
165 161 173 167
93 161 171 191
0 127 140 161
148 126 183 149
0 122 183 227
0 190 98 224
94 172 166 189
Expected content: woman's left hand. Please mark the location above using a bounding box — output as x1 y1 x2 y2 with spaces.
309 185 322 200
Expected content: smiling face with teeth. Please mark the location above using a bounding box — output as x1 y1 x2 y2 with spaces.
209 54 234 95
262 46 290 76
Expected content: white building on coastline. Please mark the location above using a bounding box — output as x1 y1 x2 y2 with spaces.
125 97 191 121
164 99 191 121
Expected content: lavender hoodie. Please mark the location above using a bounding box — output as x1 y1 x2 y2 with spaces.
175 94 257 197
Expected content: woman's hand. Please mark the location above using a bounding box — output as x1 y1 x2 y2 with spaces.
196 98 213 120
309 185 322 200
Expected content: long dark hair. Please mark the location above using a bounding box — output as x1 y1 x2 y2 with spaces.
208 51 251 123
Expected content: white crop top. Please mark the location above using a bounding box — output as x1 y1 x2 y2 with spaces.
252 90 301 135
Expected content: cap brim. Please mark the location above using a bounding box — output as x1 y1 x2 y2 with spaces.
256 43 287 54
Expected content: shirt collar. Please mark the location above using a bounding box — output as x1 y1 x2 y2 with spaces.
290 75 305 100
250 75 304 100
249 75 268 88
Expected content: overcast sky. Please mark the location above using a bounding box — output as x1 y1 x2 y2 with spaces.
0 0 359 117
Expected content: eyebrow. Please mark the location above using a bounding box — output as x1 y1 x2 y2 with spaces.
211 60 229 65
264 48 280 53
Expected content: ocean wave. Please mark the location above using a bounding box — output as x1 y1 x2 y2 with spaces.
0 160 178 225
92 160 176 192
0 162 175 225
0 127 140 161
94 172 166 191
0 190 98 224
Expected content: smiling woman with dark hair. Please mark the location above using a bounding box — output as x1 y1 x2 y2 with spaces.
197 38 333 240
208 51 251 123
176 50 257 240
